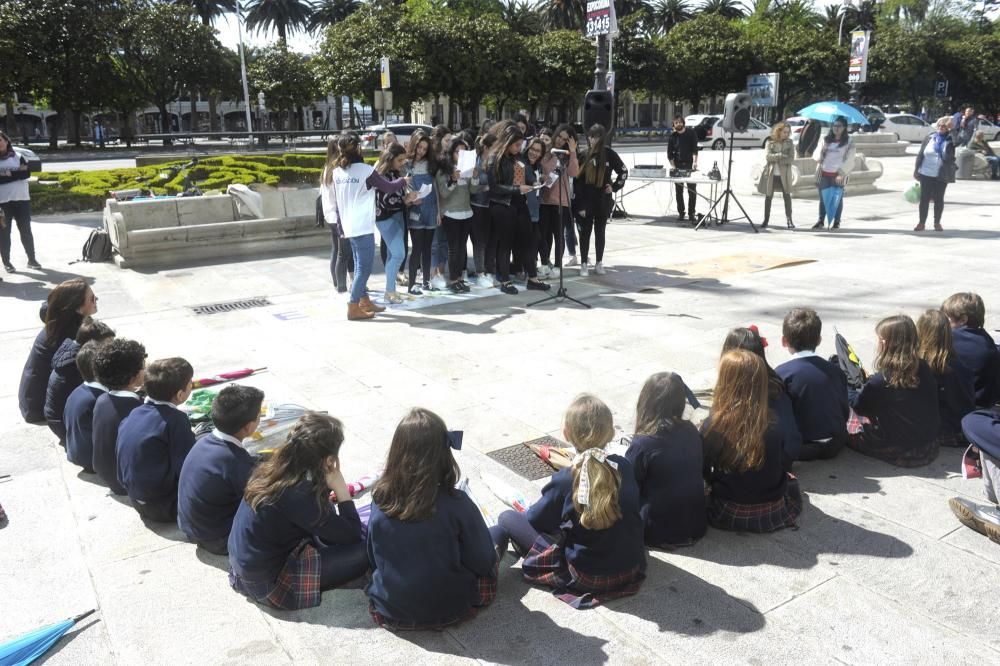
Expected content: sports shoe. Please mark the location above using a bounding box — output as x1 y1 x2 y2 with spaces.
3 263 13 273
526 279 551 291
594 262 606 275
565 254 579 267
476 274 494 289
579 263 589 277
396 272 408 286
457 280 471 293
408 285 423 296
949 497 1000 544
549 266 561 279
448 282 464 294
26 260 41 270
424 281 438 292
538 264 551 278
500 281 518 295
430 274 447 290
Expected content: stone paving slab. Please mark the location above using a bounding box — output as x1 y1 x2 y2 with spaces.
2 147 999 663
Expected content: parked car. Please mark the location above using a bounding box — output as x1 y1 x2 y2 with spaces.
361 123 433 149
975 117 1000 141
880 113 932 143
12 146 41 172
860 105 886 131
685 114 771 151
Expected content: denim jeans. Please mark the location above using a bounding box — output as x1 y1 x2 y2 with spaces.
349 233 375 304
375 213 405 294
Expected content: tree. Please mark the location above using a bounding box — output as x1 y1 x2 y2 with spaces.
522 29 592 121
248 45 320 130
243 0 312 42
173 1 237 131
660 13 753 106
0 1 43 140
649 0 694 34
503 0 545 35
307 0 360 32
863 22 933 109
537 0 586 31
698 0 747 20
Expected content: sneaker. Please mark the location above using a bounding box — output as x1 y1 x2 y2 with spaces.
811 221 824 230
949 497 1000 544
594 262 606 275
476 274 494 289
3 264 13 273
396 272 408 286
526 279 551 291
565 254 579 267
408 285 423 296
424 281 438 292
26 260 41 270
457 280 471 293
500 281 518 295
538 264 551 278
385 293 404 304
448 282 463 294
430 274 447 290
579 263 589 277
549 266 561 279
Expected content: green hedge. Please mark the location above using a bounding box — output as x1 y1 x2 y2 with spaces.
30 152 376 214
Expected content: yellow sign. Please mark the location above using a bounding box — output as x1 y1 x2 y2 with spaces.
380 57 390 89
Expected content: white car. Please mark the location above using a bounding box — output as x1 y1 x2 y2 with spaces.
12 145 41 172
975 118 1000 141
880 113 932 143
685 114 771 151
361 123 433 149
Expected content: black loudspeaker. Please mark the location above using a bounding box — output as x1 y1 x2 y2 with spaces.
583 90 614 134
722 92 752 133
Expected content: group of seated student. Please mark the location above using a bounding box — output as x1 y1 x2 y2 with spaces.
322 114 627 320
21 282 1000 622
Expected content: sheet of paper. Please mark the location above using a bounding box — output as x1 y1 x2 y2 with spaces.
534 171 559 190
457 149 477 178
416 183 433 198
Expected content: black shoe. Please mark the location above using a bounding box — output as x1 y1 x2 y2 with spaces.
500 281 518 295
3 264 13 273
458 280 471 293
761 220 769 229
811 221 824 230
526 279 551 291
689 212 698 222
677 212 686 222
786 219 795 230
448 282 463 294
832 221 840 229
26 260 41 269
424 281 438 292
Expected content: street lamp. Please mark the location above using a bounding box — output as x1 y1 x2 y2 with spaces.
838 0 855 46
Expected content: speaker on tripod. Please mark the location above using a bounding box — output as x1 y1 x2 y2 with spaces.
722 92 752 133
699 92 757 232
583 90 614 135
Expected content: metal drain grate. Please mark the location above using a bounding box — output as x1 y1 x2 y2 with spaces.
190 297 272 315
486 436 566 481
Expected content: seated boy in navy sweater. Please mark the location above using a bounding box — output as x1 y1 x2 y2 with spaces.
117 357 196 522
64 340 111 473
943 293 999 409
90 339 147 493
177 384 264 555
775 308 850 461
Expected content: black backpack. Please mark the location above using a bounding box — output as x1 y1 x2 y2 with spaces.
79 227 113 262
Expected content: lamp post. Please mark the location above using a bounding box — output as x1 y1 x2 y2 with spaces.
235 0 253 142
838 0 855 46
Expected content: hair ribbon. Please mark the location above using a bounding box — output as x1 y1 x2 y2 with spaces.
573 448 617 506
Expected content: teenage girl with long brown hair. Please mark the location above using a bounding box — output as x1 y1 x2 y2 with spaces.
917 309 975 448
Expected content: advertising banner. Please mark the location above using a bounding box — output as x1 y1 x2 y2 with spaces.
847 31 870 83
747 73 780 107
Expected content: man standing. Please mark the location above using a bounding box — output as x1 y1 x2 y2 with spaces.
668 115 699 222
952 107 978 147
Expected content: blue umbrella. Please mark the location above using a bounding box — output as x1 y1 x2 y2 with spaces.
797 101 869 126
0 610 96 666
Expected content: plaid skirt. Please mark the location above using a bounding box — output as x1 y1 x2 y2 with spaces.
521 533 645 610
847 429 940 468
229 540 322 611
369 561 499 631
707 475 802 533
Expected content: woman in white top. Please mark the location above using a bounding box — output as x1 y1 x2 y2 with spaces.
811 116 856 230
321 133 409 321
0 131 39 273
912 117 956 232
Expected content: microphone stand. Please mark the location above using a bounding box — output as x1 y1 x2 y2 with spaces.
528 153 591 309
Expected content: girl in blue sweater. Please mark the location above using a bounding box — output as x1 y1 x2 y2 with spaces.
366 408 498 630
490 394 645 609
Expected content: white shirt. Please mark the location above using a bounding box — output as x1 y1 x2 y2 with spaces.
211 428 244 448
84 381 109 392
145 396 181 410
820 142 848 174
791 350 821 359
918 139 943 178
330 162 378 238
110 389 141 400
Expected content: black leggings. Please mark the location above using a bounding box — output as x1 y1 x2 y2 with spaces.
488 203 515 282
513 205 538 279
408 228 434 287
917 174 947 225
0 199 37 265
471 205 492 274
442 216 469 281
577 212 607 264
330 229 354 293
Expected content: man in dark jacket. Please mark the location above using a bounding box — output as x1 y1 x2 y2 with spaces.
667 116 700 222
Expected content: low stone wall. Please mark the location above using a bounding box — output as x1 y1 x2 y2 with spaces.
103 187 328 268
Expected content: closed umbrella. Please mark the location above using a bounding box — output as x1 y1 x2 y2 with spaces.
0 610 96 666
191 367 267 389
821 185 845 225
797 101 869 126
834 328 867 389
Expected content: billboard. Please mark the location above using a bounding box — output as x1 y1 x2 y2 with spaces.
585 0 618 39
747 73 780 108
847 30 870 83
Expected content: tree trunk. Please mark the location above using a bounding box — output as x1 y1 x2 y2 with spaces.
335 96 343 130
159 103 173 146
208 96 218 133
3 95 15 140
48 112 62 149
347 95 355 127
71 110 82 146
190 90 197 132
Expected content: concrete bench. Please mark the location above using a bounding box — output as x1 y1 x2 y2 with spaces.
956 148 991 180
751 154 884 198
851 132 910 157
103 187 327 268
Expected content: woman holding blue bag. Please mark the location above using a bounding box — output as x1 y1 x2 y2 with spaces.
811 117 856 230
912 117 956 232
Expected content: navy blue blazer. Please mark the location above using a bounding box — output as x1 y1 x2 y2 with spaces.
776 354 850 443
92 392 142 494
932 357 975 437
117 402 196 503
952 326 999 408
849 361 940 453
64 383 105 469
177 432 255 543
526 454 646 576
366 490 497 625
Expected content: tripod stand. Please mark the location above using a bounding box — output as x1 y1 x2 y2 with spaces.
698 130 757 233
528 154 590 309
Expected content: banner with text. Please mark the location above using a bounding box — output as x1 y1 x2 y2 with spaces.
585 0 618 39
847 31 870 83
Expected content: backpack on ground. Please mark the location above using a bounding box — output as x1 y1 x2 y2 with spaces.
77 227 113 263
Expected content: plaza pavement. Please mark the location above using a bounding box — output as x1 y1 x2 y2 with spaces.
1 145 999 665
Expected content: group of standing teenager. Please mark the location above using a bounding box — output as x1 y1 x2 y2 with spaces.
319 117 628 319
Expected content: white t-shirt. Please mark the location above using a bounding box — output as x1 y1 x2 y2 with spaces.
331 163 378 238
0 153 29 203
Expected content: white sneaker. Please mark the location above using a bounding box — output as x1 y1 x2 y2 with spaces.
579 263 589 277
549 266 561 278
594 262 606 275
476 274 494 289
538 264 551 278
430 274 447 290
565 254 579 267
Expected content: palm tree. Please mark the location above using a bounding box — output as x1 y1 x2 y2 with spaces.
536 0 586 31
698 0 747 19
649 0 693 34
173 1 237 132
769 0 822 27
307 0 360 33
503 0 544 36
243 0 312 42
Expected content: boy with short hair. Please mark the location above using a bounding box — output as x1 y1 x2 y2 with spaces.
89 339 147 494
775 307 850 461
177 384 264 554
950 410 1000 545
64 340 111 472
117 357 196 522
942 292 999 408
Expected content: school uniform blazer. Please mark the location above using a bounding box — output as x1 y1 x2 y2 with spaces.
526 454 646 576
776 355 851 443
44 339 83 435
702 414 794 505
848 362 940 453
177 431 255 543
91 392 142 495
366 490 497 625
624 422 706 546
932 357 975 437
117 402 196 503
951 326 1000 408
64 383 106 469
229 482 363 583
